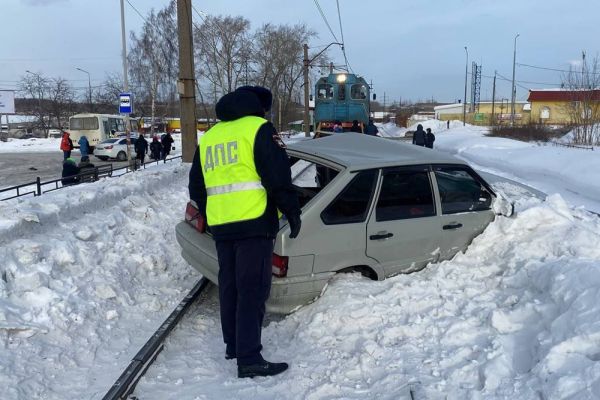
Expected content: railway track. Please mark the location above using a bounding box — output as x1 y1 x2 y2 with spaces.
102 277 210 400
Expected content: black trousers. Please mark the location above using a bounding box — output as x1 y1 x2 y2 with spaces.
215 237 273 366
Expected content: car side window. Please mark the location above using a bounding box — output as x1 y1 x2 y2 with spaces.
321 170 377 225
434 166 493 214
119 139 127 145
376 168 435 221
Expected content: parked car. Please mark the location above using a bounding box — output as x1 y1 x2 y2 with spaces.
176 133 513 314
93 138 138 161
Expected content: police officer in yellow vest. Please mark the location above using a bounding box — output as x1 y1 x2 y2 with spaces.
189 86 301 378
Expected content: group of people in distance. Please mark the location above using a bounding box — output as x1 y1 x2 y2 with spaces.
59 130 175 186
331 119 379 136
412 124 436 148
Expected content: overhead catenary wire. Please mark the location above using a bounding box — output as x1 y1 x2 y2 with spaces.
313 0 340 43
335 0 353 74
517 62 600 75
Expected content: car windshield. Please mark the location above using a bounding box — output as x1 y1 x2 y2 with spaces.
100 139 119 144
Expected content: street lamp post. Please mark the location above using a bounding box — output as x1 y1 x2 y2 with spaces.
463 46 468 126
510 33 520 127
76 67 92 111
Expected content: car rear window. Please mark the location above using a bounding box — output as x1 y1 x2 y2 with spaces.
376 168 436 221
321 170 377 225
290 157 340 208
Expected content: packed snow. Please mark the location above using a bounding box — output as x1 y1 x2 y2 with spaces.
1 121 600 399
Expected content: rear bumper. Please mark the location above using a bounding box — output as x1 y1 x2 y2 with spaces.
175 221 332 314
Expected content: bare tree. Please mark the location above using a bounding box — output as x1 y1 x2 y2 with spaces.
194 15 252 99
95 73 124 114
253 23 325 131
561 53 600 145
19 73 75 136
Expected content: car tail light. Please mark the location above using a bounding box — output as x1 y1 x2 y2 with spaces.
272 253 288 277
104 145 113 149
185 201 206 233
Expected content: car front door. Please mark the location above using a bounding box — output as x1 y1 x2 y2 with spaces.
366 166 441 277
432 165 496 260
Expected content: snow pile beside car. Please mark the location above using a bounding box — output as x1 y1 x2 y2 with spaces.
0 162 196 399
134 193 600 400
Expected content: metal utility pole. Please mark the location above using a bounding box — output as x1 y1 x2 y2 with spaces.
491 70 497 126
303 43 310 137
463 46 468 126
76 67 92 111
120 0 131 164
177 0 197 163
510 33 520 127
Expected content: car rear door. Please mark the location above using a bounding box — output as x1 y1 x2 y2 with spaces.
432 165 496 260
366 166 441 277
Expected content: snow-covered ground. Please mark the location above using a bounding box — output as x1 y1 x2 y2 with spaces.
1 123 600 399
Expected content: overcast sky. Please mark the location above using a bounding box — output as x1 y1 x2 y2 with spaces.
2 0 599 104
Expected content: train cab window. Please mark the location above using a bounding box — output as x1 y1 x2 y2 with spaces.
338 84 346 100
317 84 334 99
351 84 368 100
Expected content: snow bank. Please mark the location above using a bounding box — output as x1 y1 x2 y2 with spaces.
430 122 600 213
135 193 600 400
0 137 62 153
0 161 196 399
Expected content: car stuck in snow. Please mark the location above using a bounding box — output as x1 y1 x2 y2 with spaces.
176 133 512 314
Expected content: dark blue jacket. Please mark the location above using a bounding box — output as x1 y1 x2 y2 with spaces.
189 89 300 241
413 127 426 146
78 136 90 156
365 122 378 136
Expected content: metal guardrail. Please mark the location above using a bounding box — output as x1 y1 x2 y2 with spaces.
0 155 182 202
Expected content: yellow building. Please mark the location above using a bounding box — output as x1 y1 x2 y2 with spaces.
434 101 530 125
527 89 600 125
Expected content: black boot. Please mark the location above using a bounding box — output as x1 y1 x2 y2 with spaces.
238 361 289 378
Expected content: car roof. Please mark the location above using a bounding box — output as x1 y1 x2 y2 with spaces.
287 133 463 170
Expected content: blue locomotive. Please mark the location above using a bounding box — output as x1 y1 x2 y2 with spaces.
313 73 372 135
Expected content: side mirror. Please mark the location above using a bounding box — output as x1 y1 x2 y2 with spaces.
493 194 515 217
373 93 377 100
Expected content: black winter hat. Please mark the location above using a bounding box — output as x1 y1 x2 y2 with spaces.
236 86 273 112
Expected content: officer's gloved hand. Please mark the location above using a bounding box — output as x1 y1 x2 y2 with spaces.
288 214 301 239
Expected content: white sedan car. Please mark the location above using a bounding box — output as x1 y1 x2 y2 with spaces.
93 138 138 161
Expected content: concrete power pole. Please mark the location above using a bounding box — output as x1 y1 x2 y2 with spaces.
491 71 497 126
177 0 197 163
120 0 131 165
510 33 520 127
303 43 310 138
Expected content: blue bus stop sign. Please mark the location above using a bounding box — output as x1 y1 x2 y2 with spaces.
119 92 133 114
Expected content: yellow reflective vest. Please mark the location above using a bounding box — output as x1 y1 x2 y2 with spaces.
199 116 268 226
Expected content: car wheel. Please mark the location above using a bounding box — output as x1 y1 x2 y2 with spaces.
117 151 127 161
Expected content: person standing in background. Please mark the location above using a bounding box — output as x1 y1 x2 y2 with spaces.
425 128 435 149
60 130 72 160
78 135 90 159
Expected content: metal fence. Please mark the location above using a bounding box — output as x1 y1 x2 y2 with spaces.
0 155 183 202
551 141 594 151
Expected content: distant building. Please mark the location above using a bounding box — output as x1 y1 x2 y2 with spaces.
527 89 600 125
371 111 395 123
434 101 530 125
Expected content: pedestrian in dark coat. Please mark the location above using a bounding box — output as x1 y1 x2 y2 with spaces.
189 85 301 379
425 128 436 149
350 120 362 133
135 134 148 164
78 156 96 182
365 119 379 136
161 132 174 160
78 135 90 158
412 124 426 146
150 136 162 161
61 158 80 185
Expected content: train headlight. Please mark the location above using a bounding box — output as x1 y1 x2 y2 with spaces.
336 74 347 83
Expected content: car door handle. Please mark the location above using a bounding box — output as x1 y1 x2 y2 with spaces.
369 232 394 240
443 223 463 230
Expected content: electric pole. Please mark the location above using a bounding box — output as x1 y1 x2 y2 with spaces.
120 0 131 164
177 0 197 163
510 33 520 127
303 43 310 137
491 71 497 126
